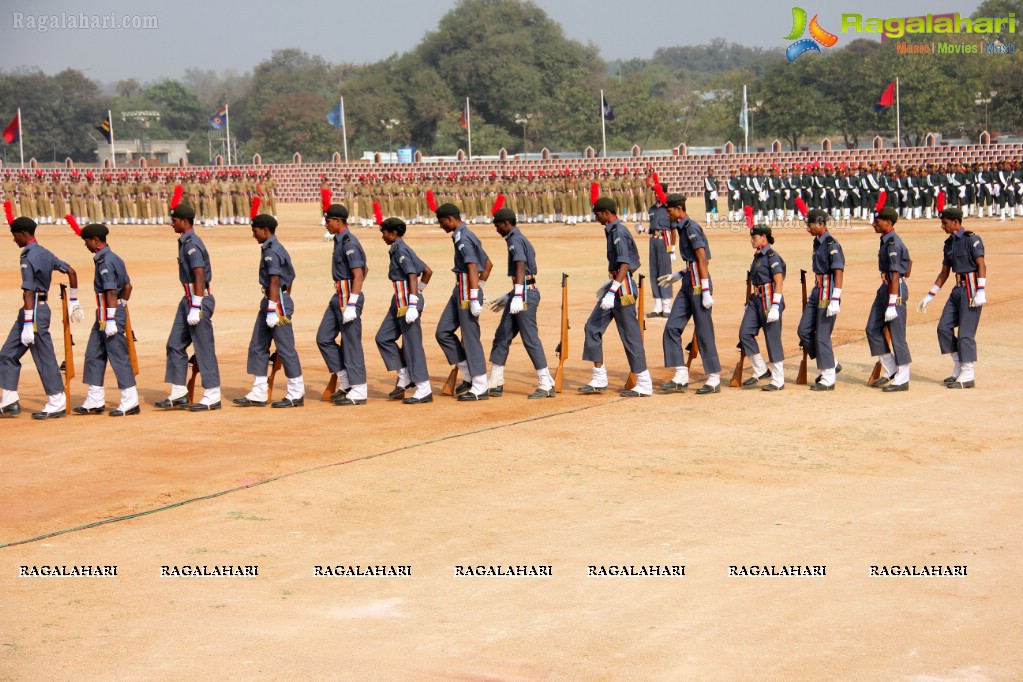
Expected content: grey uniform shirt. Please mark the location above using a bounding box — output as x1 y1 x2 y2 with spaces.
674 217 711 263
332 228 366 281
604 219 641 273
92 245 130 296
451 224 488 274
259 235 295 291
877 230 911 276
21 241 69 292
503 227 537 278
942 229 984 273
177 230 212 285
388 239 425 281
811 231 845 275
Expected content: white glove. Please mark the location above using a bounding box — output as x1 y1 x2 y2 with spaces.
266 301 280 328
489 293 510 312
510 295 524 315
322 229 332 242
958 186 967 198
342 298 358 324
732 191 740 200
469 289 482 317
417 279 428 293
884 305 898 322
405 307 419 324
827 299 840 317
702 291 714 309
187 295 203 326
669 248 677 261
104 317 118 337
710 191 718 201
971 289 986 307
766 305 780 323
21 314 34 346
657 272 683 288
69 288 84 323
600 291 615 310
917 294 934 313
636 225 647 234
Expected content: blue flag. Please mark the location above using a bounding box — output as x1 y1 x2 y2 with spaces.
327 102 345 129
601 96 615 121
209 106 227 130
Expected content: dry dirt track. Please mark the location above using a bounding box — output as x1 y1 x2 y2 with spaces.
1 204 1021 681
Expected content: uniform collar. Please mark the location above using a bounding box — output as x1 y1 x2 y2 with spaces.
93 245 110 260
503 226 521 242
261 235 278 251
952 227 966 238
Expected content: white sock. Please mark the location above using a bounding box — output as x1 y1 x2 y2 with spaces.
652 298 663 314
750 353 767 377
337 369 351 390
537 367 554 391
662 298 673 314
286 376 305 400
43 392 66 413
633 370 653 395
950 352 961 378
958 362 975 383
412 380 432 399
397 367 410 387
489 364 505 389
169 384 188 400
83 384 106 408
1 389 20 408
768 360 785 387
200 386 221 405
893 364 910 386
470 374 488 394
247 375 268 402
346 383 367 400
457 360 469 382
705 372 721 387
590 366 608 387
819 367 836 387
671 366 689 384
880 353 896 377
118 386 139 411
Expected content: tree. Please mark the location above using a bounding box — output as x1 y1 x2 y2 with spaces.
249 92 338 162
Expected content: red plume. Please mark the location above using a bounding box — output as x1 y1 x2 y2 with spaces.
874 190 887 213
936 191 946 214
3 201 13 225
65 214 82 237
794 197 808 218
590 182 600 206
250 197 261 220
492 194 505 215
426 189 438 212
743 205 754 229
170 185 184 210
373 201 383 226
651 172 667 205
320 188 331 214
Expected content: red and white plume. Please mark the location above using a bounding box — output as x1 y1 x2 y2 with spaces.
169 185 184 210
426 189 438 212
794 197 808 218
651 172 667 205
373 201 383 226
743 205 754 229
874 190 887 214
65 214 82 237
492 194 505 215
590 182 600 206
936 191 946 214
3 201 14 225
320 188 331 214
250 197 261 220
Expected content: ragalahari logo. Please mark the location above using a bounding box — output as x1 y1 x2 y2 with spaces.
785 7 839 62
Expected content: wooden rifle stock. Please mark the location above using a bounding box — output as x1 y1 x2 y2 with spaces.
868 326 894 385
624 274 645 390
60 284 75 415
686 336 700 371
554 272 569 393
729 270 753 387
796 269 809 385
266 350 282 403
124 306 139 376
441 367 459 396
322 374 338 401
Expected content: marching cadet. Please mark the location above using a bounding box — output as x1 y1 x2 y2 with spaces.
656 194 721 394
738 225 787 391
866 207 912 391
434 202 493 401
917 207 986 388
233 214 305 408
0 214 83 418
374 217 434 404
580 196 652 397
485 208 555 399
796 209 845 391
316 204 369 406
703 168 720 223
643 183 675 318
73 223 139 416
157 202 222 410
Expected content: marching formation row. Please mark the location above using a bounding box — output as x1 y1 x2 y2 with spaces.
0 186 986 419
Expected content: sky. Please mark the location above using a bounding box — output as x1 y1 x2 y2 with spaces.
1 0 987 83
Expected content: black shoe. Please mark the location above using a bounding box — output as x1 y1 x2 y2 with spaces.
946 379 975 389
870 374 894 388
695 384 720 395
742 371 768 387
620 389 651 397
110 405 141 417
660 312 670 318
457 391 489 401
809 382 835 391
403 393 433 404
882 382 909 392
454 380 472 396
527 388 555 399
333 397 367 405
814 363 842 384
232 397 267 407
388 384 410 400
943 375 959 385
644 311 662 319
73 405 106 415
31 409 66 420
271 397 304 408
0 401 21 417
761 383 785 391
488 385 504 397
659 380 688 393
187 401 222 411
155 396 189 409
329 388 349 402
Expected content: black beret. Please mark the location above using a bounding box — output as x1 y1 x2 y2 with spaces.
876 207 899 224
251 214 277 229
435 203 461 219
81 223 109 240
751 224 775 244
170 204 195 221
592 196 617 213
940 207 964 221
492 208 516 223
325 204 349 220
665 193 686 209
9 216 36 233
379 217 406 235
805 208 829 224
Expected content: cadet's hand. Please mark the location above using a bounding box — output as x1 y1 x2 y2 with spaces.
669 248 677 261
489 293 509 312
342 299 358 324
469 289 482 317
104 318 118 337
266 301 280 328
702 291 714 309
20 317 34 346
710 191 718 201
827 299 840 317
600 291 616 311
971 289 986 307
510 295 524 315
68 288 84 323
766 305 780 323
657 272 682 288
916 294 933 313
187 295 203 326
405 295 420 324
884 305 898 322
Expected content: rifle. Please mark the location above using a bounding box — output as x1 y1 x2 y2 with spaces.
796 269 809 385
266 351 282 403
60 284 75 416
322 374 338 401
124 306 139 376
441 367 459 396
868 327 894 385
729 270 753 387
554 272 569 393
186 354 199 403
624 274 646 390
686 336 700 372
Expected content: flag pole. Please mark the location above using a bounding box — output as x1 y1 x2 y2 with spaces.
895 78 901 149
108 109 116 169
743 85 749 154
466 97 472 160
17 108 24 169
600 89 607 158
341 96 348 164
224 104 232 166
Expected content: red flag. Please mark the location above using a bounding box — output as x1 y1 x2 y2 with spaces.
874 81 896 112
459 101 469 129
2 112 19 144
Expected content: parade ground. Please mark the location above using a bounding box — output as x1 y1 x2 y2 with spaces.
1 204 1021 680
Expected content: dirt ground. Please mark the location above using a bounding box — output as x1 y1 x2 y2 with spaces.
1 202 1020 681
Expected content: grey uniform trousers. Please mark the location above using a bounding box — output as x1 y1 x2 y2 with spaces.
316 292 366 384
0 303 63 395
165 294 220 388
